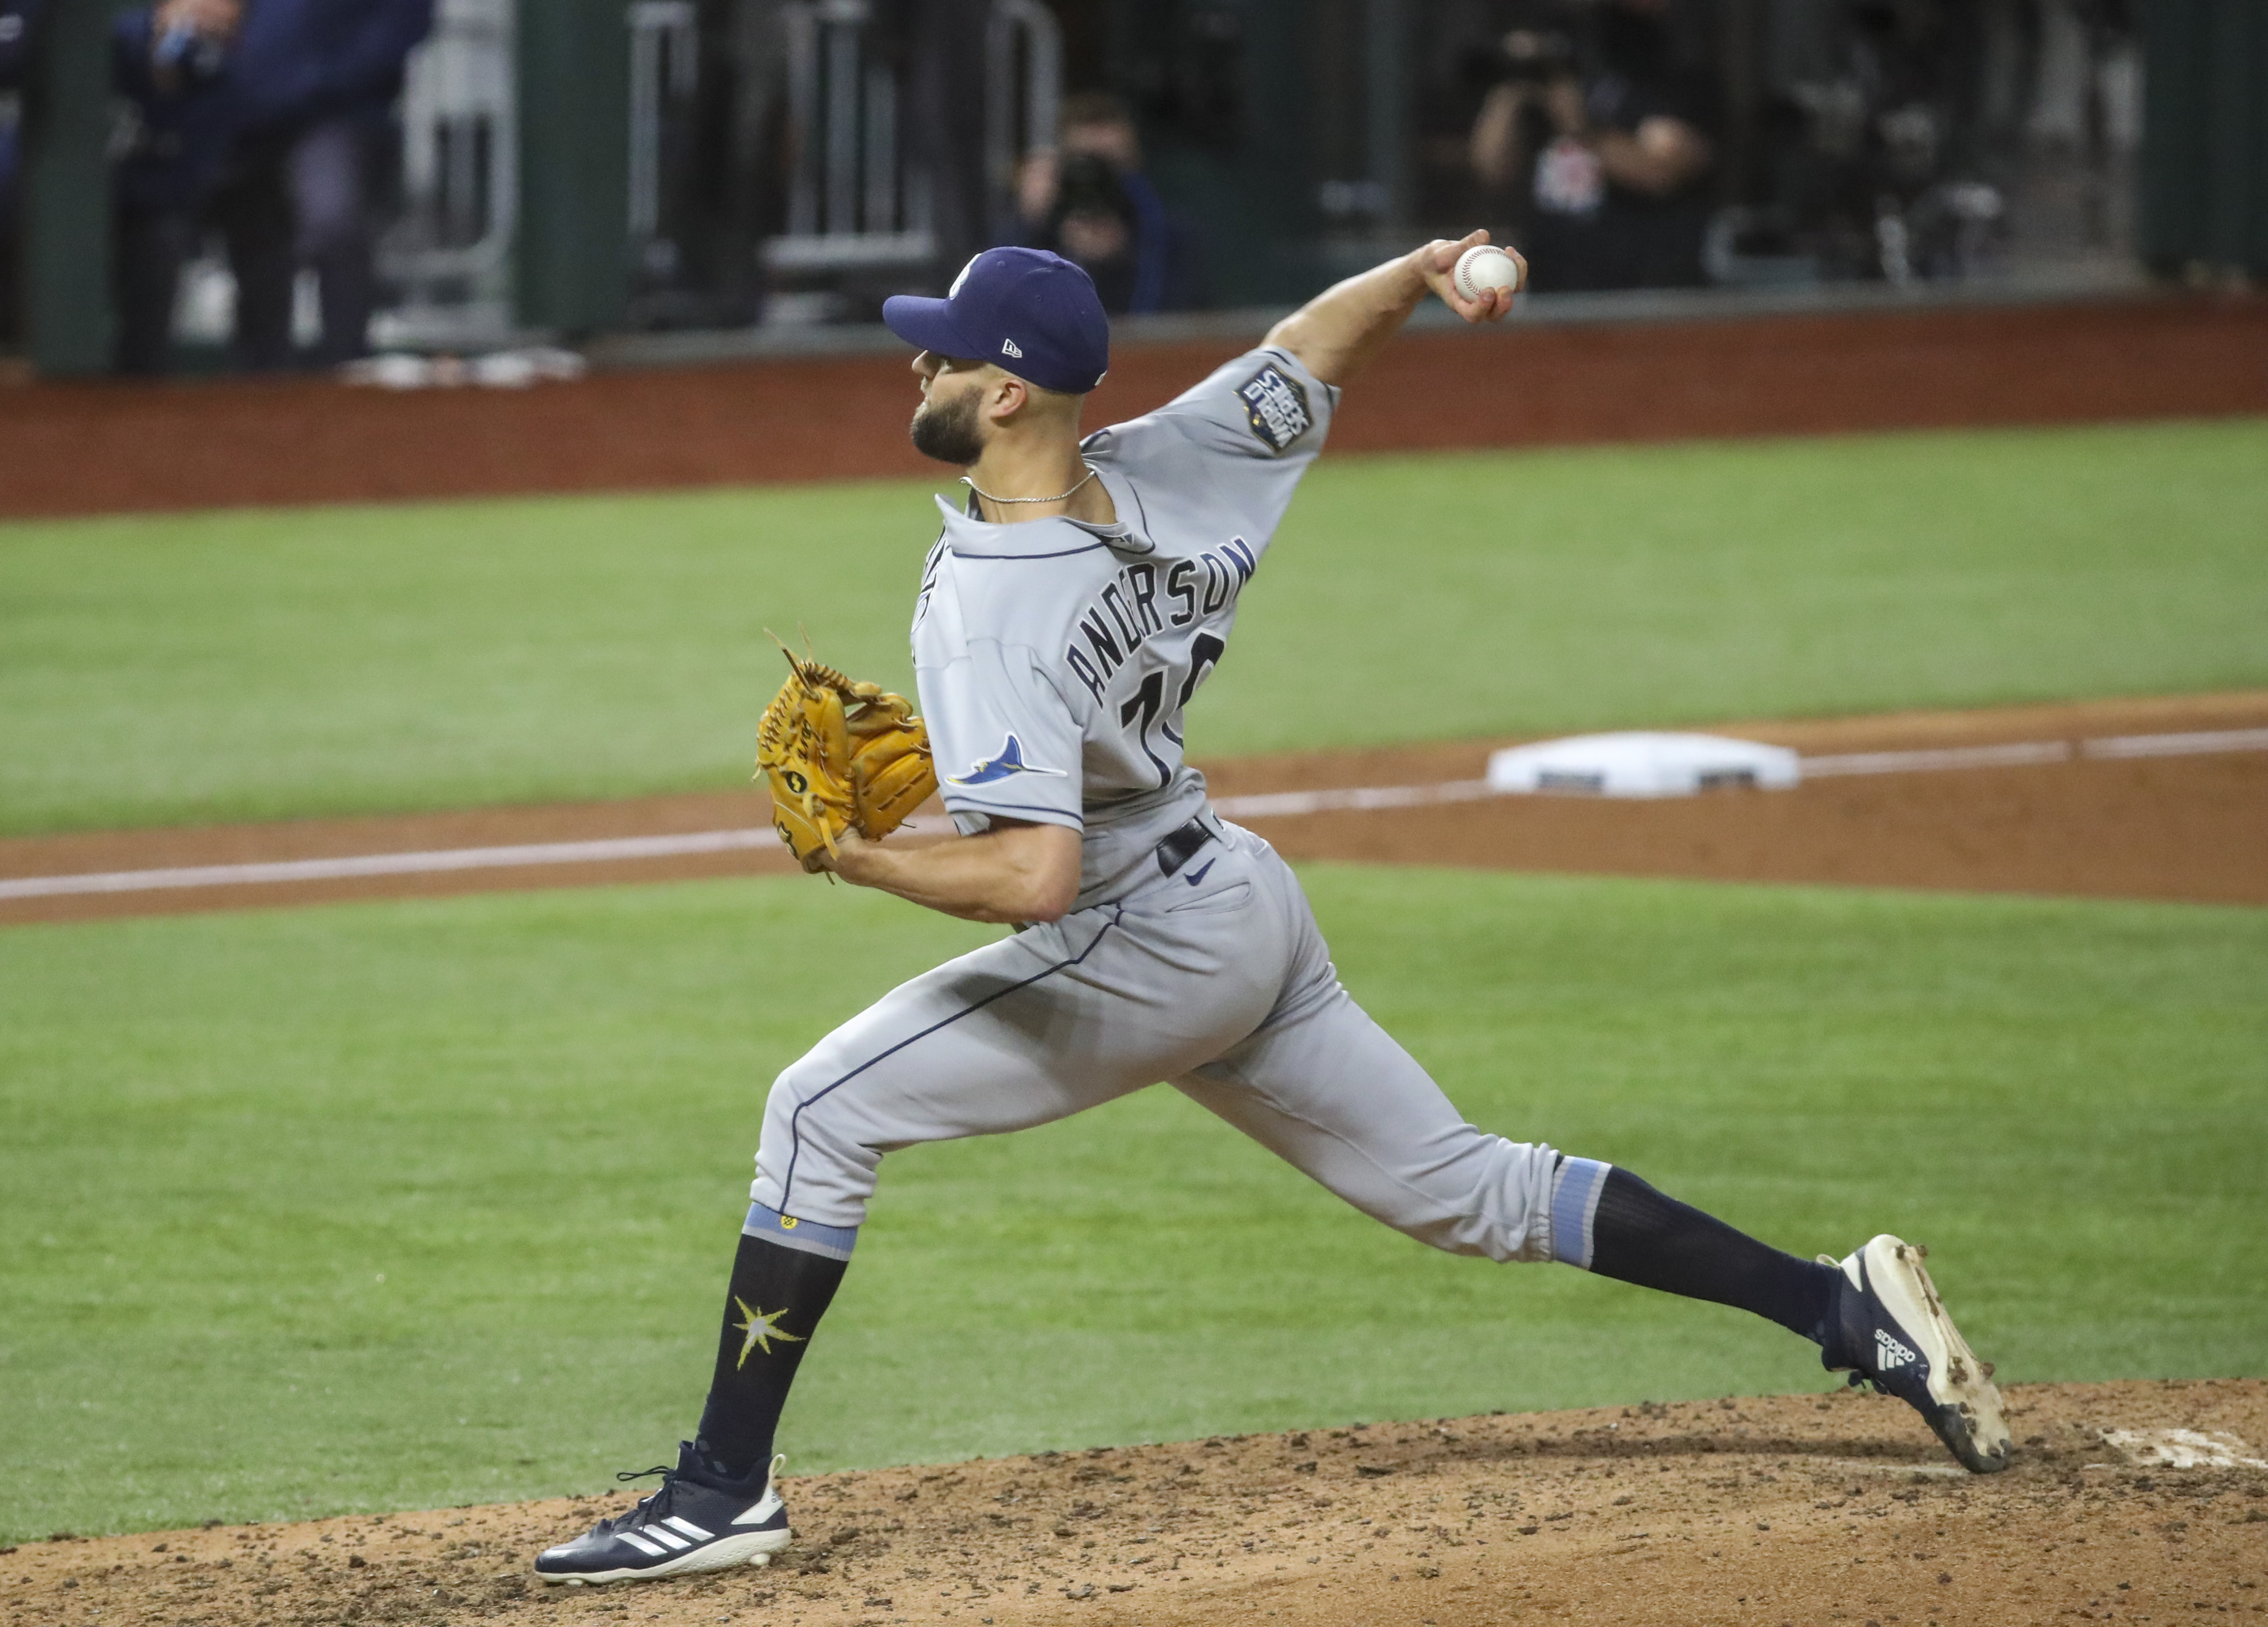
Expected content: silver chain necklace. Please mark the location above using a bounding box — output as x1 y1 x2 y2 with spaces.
961 464 1100 507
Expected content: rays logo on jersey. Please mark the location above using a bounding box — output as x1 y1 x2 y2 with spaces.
1237 365 1312 453
948 733 1067 786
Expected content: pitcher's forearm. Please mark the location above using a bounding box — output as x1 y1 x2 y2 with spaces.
834 842 1040 924
1264 253 1432 387
820 822 1083 924
1266 232 1519 386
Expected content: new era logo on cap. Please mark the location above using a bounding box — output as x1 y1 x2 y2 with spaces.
1875 1328 1920 1370
1002 338 1023 359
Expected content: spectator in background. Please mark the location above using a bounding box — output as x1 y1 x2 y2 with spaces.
1469 0 1715 292
112 0 431 374
1014 90 1206 315
112 0 243 372
0 1 42 86
1 0 55 342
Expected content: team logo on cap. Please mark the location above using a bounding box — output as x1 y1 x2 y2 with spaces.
950 257 977 296
948 733 1065 786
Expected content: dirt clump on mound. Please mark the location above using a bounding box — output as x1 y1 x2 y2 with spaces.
7 1378 2263 1626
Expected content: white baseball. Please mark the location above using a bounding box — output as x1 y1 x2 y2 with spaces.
1452 244 1522 302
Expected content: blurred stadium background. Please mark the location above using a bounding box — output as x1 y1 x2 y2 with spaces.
2 0 2263 380
1 0 2264 1556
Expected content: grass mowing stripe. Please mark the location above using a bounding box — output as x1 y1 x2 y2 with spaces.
0 478 953 836
4 419 2266 835
2 865 2261 1540
1215 419 2268 750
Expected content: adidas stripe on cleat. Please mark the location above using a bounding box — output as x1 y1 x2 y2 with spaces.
534 1444 792 1585
1821 1234 2012 1474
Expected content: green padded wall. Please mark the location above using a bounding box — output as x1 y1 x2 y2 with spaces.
515 0 630 333
2139 0 2268 276
20 0 115 375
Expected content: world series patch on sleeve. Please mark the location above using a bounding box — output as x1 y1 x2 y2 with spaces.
1237 364 1313 452
755 650 938 870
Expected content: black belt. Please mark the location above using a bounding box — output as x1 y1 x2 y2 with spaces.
1154 815 1218 878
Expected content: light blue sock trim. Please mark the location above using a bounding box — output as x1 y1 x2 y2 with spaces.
1550 1157 1612 1270
743 1200 858 1263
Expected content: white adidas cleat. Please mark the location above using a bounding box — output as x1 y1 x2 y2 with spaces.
534 1445 793 1585
1820 1234 2011 1474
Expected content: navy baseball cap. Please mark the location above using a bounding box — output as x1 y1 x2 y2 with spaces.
882 248 1110 395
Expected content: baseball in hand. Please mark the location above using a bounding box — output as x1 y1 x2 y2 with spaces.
1452 244 1523 302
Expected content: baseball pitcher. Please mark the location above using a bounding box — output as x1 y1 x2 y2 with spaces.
534 233 2010 1586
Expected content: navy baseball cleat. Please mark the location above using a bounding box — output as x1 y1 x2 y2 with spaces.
534 1445 792 1585
1820 1234 2011 1474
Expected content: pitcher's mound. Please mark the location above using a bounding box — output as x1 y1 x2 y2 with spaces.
10 1378 2264 1625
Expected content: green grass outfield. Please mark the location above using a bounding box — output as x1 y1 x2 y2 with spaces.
4 866 2262 1542
4 417 2266 835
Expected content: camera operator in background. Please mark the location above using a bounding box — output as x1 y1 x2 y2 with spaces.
1468 0 1716 293
112 0 430 374
1012 90 1207 315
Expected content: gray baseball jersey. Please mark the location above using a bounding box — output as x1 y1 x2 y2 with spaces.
744 345 1605 1282
913 345 1335 908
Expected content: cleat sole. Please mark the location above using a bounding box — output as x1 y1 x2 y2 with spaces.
536 1527 791 1585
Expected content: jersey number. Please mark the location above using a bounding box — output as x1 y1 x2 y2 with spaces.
1120 635 1225 789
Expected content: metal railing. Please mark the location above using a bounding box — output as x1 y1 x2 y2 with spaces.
986 0 1060 201
627 0 698 270
367 0 1067 337
762 0 1060 276
377 0 517 341
762 0 928 272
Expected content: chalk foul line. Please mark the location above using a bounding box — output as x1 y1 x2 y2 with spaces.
1801 727 2268 777
0 827 785 901
4 727 2264 903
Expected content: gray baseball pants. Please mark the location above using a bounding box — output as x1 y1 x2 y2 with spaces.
750 821 1571 1263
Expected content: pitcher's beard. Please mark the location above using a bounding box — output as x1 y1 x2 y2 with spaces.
910 391 985 467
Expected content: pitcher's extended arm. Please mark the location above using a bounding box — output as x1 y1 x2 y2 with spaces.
1265 230 1521 387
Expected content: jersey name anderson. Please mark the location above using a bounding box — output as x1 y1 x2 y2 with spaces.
1062 539 1256 709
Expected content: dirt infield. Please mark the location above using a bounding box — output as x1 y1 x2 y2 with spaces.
7 1378 2262 1625
4 692 2264 926
1205 692 2268 911
4 293 2266 520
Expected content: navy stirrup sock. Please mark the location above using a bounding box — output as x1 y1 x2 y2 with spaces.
692 1203 855 1483
1553 1160 1839 1345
